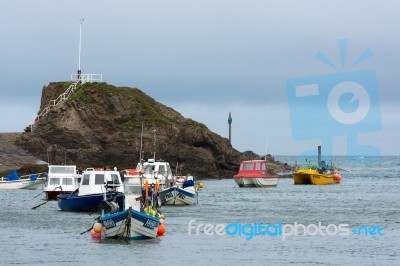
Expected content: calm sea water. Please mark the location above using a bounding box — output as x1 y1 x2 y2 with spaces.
0 156 399 266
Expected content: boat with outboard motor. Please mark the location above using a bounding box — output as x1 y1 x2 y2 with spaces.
293 161 342 185
97 177 163 240
57 167 124 212
293 146 342 185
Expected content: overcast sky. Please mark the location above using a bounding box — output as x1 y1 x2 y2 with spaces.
1 0 399 156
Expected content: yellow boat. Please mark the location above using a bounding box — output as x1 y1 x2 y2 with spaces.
293 162 319 185
310 172 342 185
293 161 342 185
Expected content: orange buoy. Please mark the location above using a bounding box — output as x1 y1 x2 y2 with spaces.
157 223 166 236
92 222 103 233
334 174 342 182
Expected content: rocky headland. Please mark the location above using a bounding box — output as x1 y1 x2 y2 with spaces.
1 82 293 178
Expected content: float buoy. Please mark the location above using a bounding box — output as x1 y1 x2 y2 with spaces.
91 229 101 240
93 222 103 233
333 174 342 182
157 223 166 236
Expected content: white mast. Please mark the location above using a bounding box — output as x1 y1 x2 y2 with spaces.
78 18 84 78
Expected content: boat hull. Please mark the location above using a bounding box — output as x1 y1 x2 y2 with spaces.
234 177 278 187
159 186 197 205
293 173 312 185
45 190 78 200
57 192 124 212
310 174 341 185
100 208 159 240
293 161 341 185
0 179 44 190
233 160 279 188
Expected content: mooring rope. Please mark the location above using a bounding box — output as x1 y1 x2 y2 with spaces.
125 207 132 240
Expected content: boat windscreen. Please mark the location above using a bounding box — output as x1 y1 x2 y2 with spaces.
49 166 76 174
29 174 38 181
243 163 254 170
5 169 19 181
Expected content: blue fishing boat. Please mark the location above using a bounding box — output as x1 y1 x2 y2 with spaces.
58 191 124 212
159 176 197 205
96 178 164 240
57 168 124 212
100 207 160 240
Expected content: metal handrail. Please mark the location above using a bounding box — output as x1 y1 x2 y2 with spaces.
32 73 102 128
70 73 102 83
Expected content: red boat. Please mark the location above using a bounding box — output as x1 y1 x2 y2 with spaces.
233 160 278 187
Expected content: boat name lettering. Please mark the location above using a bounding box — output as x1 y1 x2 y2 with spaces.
177 192 185 199
143 219 159 230
102 219 116 229
165 192 173 199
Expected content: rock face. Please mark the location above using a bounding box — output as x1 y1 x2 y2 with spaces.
16 82 263 178
0 133 48 177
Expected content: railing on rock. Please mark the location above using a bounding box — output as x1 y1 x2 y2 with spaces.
70 73 102 83
30 73 102 131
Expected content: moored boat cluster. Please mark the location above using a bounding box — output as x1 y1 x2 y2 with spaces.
20 157 204 241
2 145 342 242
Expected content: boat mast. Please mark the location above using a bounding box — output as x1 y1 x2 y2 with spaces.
139 123 144 170
318 145 322 166
152 124 156 161
77 18 84 79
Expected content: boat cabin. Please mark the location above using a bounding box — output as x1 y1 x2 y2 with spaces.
238 160 267 172
234 159 275 178
44 165 80 191
79 168 123 195
135 159 173 184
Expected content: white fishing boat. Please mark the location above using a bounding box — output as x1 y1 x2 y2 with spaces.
120 157 174 203
131 158 174 186
0 169 46 190
43 165 81 200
